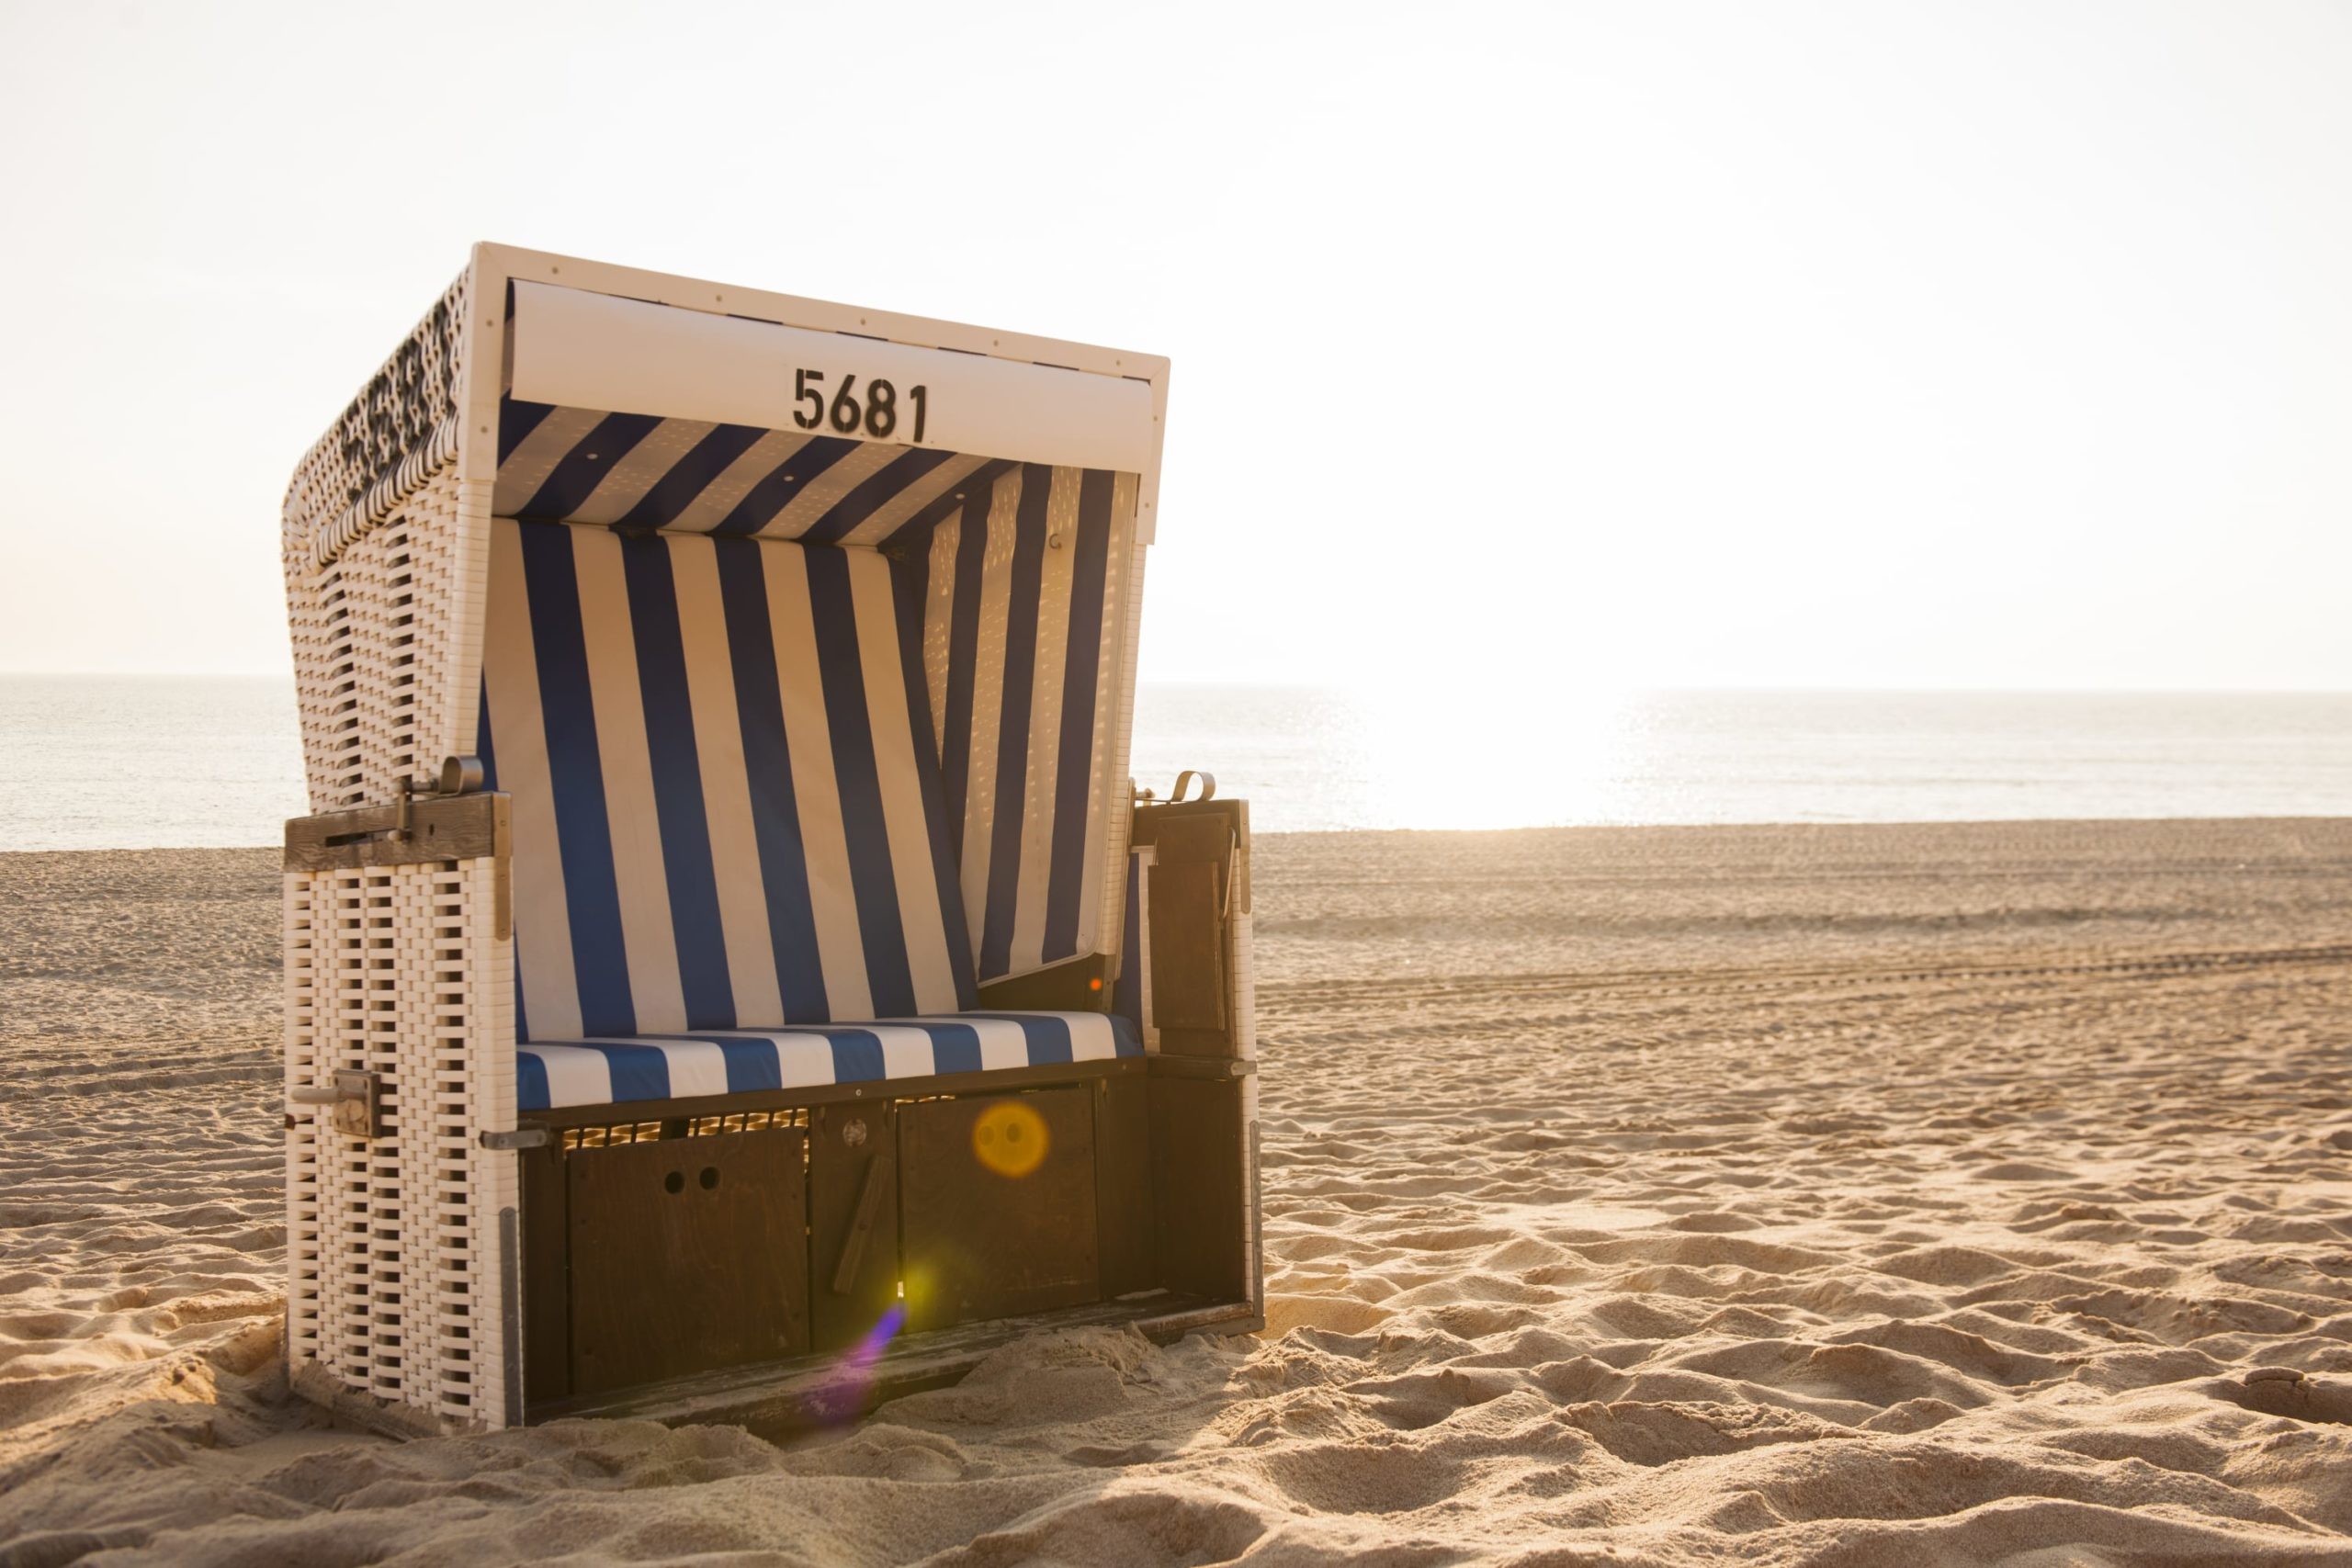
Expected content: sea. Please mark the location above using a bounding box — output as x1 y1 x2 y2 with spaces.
2 675 2346 852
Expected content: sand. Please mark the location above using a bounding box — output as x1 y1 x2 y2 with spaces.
2 819 2348 1565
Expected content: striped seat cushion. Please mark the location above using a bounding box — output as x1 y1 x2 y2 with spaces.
482 518 975 1042
517 1010 1140 1112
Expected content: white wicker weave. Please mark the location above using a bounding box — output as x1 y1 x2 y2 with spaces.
283 857 515 1426
283 270 511 1432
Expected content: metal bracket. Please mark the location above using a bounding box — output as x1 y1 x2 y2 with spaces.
1146 1055 1257 1080
480 1126 551 1151
289 1070 383 1139
390 756 488 843
285 786 512 940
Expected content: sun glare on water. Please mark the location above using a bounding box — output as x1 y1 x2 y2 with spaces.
1340 682 1642 832
1132 681 1652 833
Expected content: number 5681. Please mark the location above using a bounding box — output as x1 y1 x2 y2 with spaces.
793 368 930 444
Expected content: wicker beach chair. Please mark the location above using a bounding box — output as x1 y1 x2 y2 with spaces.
279 245 1259 1436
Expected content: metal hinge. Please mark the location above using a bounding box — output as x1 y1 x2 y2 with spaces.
479 1126 551 1151
288 1070 382 1139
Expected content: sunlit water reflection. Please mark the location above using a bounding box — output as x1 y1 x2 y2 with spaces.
1 676 2346 849
1131 685 2352 833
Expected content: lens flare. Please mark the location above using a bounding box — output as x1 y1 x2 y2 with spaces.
858 1302 907 1358
808 1300 908 1425
972 1100 1048 1178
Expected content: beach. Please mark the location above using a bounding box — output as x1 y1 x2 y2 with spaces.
3 818 2349 1563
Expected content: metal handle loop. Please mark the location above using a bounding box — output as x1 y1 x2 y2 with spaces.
439 754 485 795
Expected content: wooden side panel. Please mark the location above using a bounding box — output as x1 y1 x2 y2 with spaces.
1135 804 1241 1057
1151 816 1234 905
1093 1074 1155 1298
567 1128 809 1396
808 1101 902 1353
1150 1077 1248 1303
900 1089 1100 1332
1147 862 1226 1031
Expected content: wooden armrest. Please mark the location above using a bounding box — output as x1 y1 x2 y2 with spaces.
284 791 512 937
283 790 510 870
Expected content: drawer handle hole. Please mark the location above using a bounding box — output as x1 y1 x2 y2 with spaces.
663 1170 684 1195
700 1167 720 1190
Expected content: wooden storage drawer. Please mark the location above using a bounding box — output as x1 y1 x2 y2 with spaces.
565 1126 810 1395
899 1088 1100 1332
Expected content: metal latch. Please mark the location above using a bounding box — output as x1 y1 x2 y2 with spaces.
394 754 487 842
479 1126 551 1151
285 771 512 941
289 1070 382 1139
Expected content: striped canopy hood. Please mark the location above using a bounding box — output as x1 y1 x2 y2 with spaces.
281 254 1163 1036
476 279 1151 1038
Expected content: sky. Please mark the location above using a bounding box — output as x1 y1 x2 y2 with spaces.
0 0 2346 692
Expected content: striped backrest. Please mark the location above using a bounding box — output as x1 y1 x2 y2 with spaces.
481 518 975 1041
916 462 1134 983
491 395 1139 994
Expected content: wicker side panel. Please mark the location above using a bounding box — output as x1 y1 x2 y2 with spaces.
284 857 514 1429
283 269 469 569
288 468 471 812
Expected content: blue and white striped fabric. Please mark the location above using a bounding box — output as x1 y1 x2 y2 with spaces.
489 394 1139 1009
516 1010 1140 1112
916 462 1133 983
494 395 1001 549
482 518 975 1041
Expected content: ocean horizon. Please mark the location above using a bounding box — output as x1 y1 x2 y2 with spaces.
1 673 2346 852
